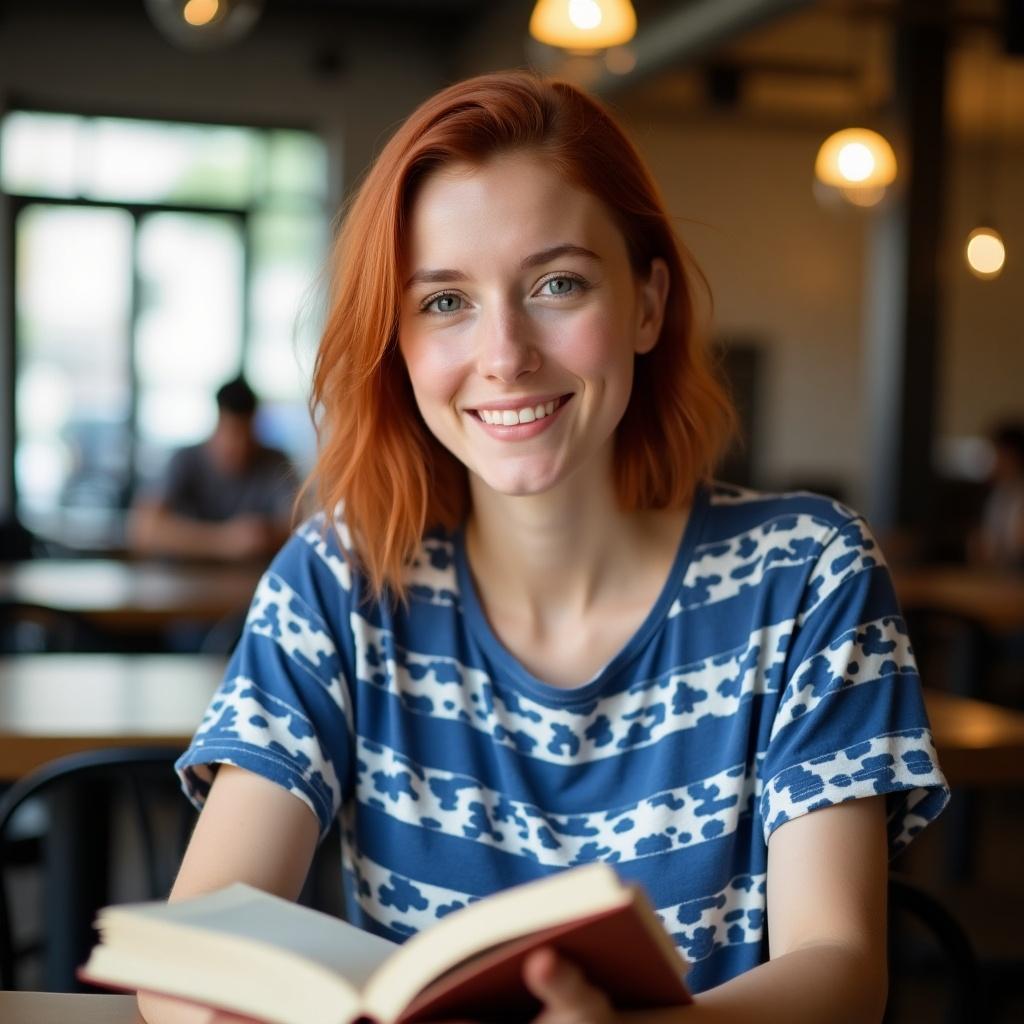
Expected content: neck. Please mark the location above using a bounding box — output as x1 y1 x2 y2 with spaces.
465 461 688 633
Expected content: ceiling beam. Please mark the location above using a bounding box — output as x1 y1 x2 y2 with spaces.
589 0 817 96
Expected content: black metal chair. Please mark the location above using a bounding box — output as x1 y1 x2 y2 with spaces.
0 747 193 991
0 602 99 655
902 606 994 701
885 874 983 1023
0 747 344 992
903 606 996 881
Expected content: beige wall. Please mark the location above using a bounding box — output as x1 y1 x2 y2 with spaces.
622 110 1024 509
942 146 1024 441
630 115 870 503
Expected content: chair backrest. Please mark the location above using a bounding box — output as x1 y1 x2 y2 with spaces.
0 603 98 655
0 747 194 991
885 874 983 1023
902 606 993 699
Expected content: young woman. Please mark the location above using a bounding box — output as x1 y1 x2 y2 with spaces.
142 71 948 1023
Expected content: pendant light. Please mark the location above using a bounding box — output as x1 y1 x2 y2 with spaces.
965 227 1006 280
814 127 897 209
814 11 897 210
964 38 1007 280
144 0 264 51
529 0 637 52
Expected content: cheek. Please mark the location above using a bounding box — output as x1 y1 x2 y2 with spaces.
556 308 635 379
400 336 466 412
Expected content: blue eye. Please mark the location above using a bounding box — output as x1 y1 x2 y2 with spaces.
423 292 463 315
541 275 585 297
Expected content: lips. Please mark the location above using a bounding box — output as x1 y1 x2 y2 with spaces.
468 393 573 438
467 393 573 422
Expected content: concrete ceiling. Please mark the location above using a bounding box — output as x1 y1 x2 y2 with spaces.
12 0 1020 142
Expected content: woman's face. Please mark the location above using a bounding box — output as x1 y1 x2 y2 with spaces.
397 150 668 500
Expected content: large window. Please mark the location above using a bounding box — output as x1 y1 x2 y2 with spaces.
2 111 328 545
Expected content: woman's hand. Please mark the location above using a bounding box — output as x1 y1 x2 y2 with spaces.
522 947 619 1024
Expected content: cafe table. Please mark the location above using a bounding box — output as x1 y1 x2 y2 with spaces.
0 991 142 1023
0 558 262 632
923 687 1024 788
1 655 1021 789
0 653 226 779
891 564 1024 636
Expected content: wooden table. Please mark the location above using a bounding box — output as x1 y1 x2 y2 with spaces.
0 654 224 779
0 991 142 1023
0 558 262 631
1 655 1021 788
923 688 1024 788
892 565 1024 635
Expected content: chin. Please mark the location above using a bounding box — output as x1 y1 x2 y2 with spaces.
472 466 565 498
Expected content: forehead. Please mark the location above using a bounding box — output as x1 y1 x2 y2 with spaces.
403 152 627 266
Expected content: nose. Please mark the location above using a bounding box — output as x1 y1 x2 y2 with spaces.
475 305 541 383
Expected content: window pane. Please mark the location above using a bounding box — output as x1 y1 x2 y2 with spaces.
15 204 134 521
135 211 245 481
1 112 80 197
86 118 259 207
245 210 326 469
2 111 327 208
265 130 329 202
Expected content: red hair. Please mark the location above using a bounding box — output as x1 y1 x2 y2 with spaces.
306 70 736 601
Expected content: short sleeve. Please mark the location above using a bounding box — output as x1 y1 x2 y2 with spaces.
175 525 355 839
759 515 949 855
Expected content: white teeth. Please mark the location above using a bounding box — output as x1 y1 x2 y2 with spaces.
477 398 563 426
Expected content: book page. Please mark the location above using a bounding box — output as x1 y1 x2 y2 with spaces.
118 885 398 990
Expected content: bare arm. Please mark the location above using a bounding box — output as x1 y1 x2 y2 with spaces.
128 501 279 561
137 765 320 1024
524 796 889 1023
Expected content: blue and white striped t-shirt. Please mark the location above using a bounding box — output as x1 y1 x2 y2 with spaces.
177 482 949 993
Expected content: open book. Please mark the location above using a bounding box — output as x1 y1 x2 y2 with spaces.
80 862 691 1024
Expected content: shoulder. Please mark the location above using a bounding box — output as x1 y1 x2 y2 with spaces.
167 442 206 470
270 511 354 593
254 443 295 467
266 512 461 612
684 483 879 614
702 481 875 562
704 481 862 537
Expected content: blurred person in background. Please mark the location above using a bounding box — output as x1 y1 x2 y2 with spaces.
970 421 1024 571
129 376 299 562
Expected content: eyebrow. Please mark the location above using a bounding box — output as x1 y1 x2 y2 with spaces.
403 244 602 290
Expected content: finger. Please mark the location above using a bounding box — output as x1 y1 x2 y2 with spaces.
523 947 612 1020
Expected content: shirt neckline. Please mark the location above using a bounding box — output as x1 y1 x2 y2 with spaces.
453 482 710 706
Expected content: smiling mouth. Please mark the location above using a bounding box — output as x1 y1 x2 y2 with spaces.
470 394 573 426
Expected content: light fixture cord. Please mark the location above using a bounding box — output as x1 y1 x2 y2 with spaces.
977 30 1001 228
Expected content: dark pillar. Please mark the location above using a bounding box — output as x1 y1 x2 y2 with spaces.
865 1 949 536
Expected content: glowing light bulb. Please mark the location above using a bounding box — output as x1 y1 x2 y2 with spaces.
815 128 897 190
965 227 1006 279
569 0 602 30
529 0 637 50
837 143 875 183
183 0 219 27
